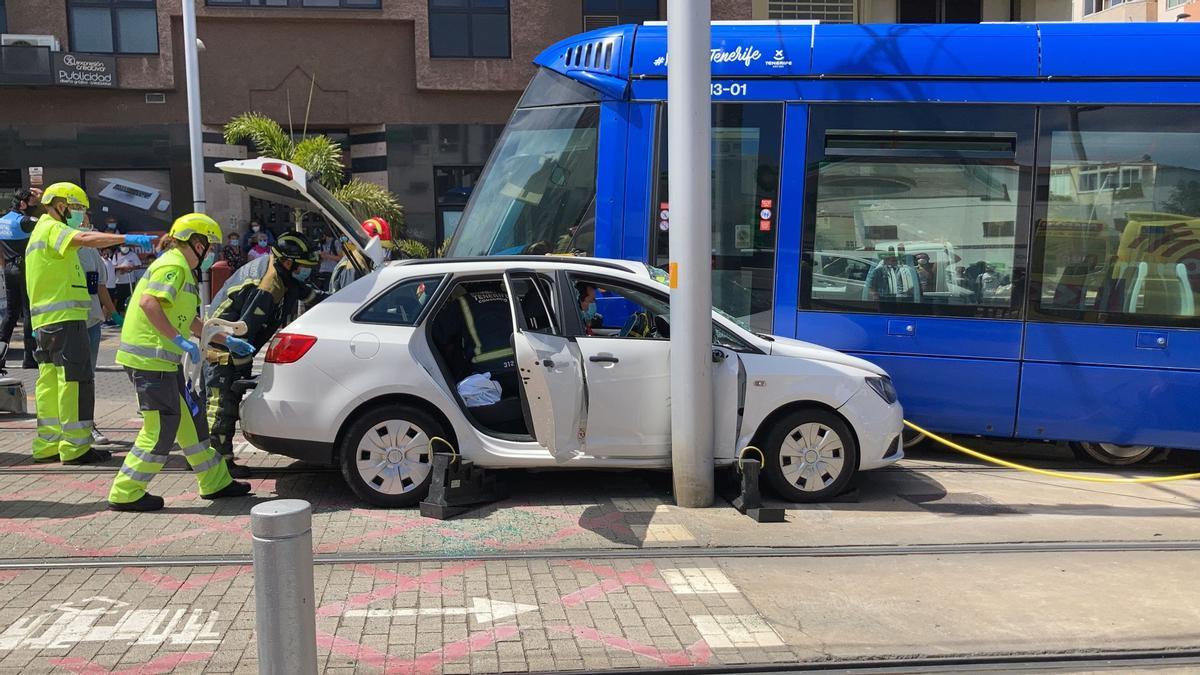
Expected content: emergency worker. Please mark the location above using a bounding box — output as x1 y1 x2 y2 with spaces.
27 183 150 464
204 231 328 477
431 281 517 393
107 213 252 511
328 218 392 293
0 187 41 371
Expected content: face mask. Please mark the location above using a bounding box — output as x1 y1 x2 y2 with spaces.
582 304 597 323
106 223 116 230
251 225 261 233
229 238 239 247
200 251 217 272
294 266 313 282
119 246 130 254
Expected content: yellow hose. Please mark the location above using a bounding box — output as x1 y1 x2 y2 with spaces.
905 420 1200 484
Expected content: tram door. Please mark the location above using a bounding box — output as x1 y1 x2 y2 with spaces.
649 103 784 334
1017 106 1200 450
794 104 1037 437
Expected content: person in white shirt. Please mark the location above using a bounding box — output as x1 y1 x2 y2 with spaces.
112 245 145 313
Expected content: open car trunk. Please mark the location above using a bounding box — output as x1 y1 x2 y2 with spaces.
216 158 385 272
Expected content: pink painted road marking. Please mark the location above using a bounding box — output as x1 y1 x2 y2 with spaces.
49 652 212 674
123 565 250 591
559 560 669 606
550 624 713 666
316 626 520 675
314 510 434 554
315 562 482 618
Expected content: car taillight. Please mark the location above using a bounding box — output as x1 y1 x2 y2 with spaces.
265 333 316 364
262 162 293 181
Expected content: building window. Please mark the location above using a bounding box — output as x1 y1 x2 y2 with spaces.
1083 0 1126 14
428 0 510 59
0 0 7 34
767 0 855 23
1033 106 1200 327
1167 0 1187 8
68 0 158 54
205 0 381 7
582 0 659 30
898 0 982 22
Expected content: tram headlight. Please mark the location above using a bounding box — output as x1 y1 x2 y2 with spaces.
865 376 898 405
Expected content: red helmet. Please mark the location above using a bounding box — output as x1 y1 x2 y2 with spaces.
361 217 391 242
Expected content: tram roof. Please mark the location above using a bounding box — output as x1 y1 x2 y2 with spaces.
533 22 1200 93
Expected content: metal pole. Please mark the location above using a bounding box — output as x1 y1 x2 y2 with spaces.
252 499 318 675
667 0 714 508
181 0 211 309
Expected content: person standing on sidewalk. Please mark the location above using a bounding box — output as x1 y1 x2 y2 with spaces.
107 213 253 511
76 213 119 446
204 231 326 478
111 244 145 313
27 182 150 465
0 187 42 371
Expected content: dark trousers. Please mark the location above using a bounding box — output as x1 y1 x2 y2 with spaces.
204 359 253 458
1 265 35 366
111 282 135 314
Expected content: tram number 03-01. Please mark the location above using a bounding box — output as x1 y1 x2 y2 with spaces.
711 82 748 97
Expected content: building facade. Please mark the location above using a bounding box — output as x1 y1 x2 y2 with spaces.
1074 0 1197 21
0 0 1087 246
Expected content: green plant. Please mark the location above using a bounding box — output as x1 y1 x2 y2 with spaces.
395 239 430 260
224 111 403 227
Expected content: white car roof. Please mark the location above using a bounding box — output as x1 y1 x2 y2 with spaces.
381 256 656 282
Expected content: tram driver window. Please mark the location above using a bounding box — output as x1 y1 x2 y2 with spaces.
805 127 1024 317
1032 106 1200 327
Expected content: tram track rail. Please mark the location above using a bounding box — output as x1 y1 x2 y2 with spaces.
2 539 1197 571
561 647 1200 674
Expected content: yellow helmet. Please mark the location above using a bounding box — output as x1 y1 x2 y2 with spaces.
41 182 89 208
168 213 222 244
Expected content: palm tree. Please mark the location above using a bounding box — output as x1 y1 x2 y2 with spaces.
224 112 404 228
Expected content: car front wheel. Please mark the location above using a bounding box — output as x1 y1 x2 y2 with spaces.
762 408 859 503
339 403 445 508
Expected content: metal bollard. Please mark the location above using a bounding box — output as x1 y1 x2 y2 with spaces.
251 499 318 675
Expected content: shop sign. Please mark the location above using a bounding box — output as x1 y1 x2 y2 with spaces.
54 53 117 88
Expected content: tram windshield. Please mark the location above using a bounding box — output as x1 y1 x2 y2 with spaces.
448 104 599 257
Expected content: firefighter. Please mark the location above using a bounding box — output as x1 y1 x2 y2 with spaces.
204 231 328 477
430 281 517 394
328 217 392 293
27 182 151 464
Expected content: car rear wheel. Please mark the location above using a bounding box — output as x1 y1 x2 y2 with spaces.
902 427 928 450
1070 441 1159 466
339 403 444 508
762 408 859 503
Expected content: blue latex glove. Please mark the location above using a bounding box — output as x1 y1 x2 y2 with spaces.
224 336 255 357
124 234 155 252
172 335 201 362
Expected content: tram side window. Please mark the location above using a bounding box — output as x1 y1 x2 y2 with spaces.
1033 106 1200 327
805 127 1024 317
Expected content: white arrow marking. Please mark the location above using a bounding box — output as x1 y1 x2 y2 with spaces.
344 598 538 624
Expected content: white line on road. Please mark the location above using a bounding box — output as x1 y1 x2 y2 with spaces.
344 598 538 624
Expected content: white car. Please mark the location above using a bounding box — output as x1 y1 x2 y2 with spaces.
219 159 905 508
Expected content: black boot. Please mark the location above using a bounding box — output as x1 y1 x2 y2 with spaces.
225 458 251 479
201 480 252 500
109 493 165 512
63 448 113 465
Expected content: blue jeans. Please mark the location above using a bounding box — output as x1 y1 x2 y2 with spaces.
87 322 102 373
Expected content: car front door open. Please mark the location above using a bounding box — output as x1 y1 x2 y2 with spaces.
503 272 586 462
